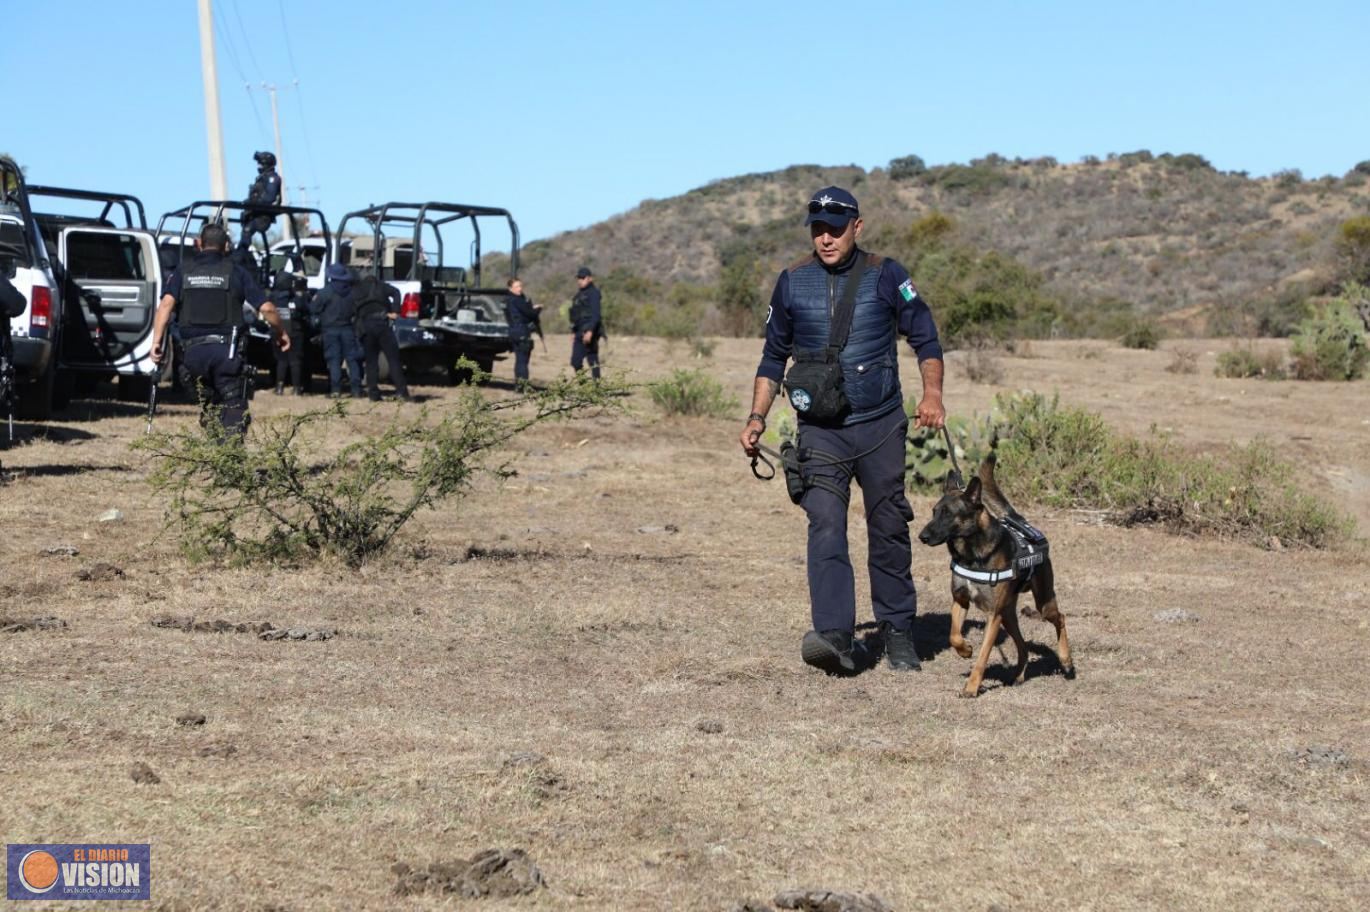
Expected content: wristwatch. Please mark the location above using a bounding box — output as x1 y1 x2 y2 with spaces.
747 412 766 428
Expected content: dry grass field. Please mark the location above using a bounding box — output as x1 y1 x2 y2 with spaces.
2 336 1367 911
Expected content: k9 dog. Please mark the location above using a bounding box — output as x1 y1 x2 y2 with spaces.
917 453 1075 697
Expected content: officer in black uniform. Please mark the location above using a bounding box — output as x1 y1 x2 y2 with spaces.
239 151 282 258
504 276 540 384
150 222 289 437
270 268 311 396
352 272 410 401
569 266 602 380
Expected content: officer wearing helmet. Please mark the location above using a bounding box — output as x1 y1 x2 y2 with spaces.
239 151 282 257
150 222 289 437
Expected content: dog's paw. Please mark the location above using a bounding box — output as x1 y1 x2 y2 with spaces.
958 686 981 699
952 641 973 659
1061 664 1077 681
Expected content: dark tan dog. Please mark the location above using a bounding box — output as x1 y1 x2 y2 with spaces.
917 453 1075 697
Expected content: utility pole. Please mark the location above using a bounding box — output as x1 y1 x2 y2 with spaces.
197 0 228 199
261 83 292 241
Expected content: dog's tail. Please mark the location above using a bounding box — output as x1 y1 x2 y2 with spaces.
976 451 1024 522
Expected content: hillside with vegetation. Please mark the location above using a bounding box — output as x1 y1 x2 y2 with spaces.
502 153 1370 341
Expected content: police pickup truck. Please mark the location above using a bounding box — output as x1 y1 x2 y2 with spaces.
3 165 166 417
336 202 516 380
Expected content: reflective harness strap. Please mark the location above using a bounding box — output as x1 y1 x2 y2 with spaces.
951 524 1050 586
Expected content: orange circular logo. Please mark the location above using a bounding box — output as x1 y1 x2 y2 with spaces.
19 850 59 893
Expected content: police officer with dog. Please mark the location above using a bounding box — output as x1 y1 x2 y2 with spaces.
739 187 945 675
150 222 289 438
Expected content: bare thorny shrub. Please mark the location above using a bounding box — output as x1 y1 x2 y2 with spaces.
133 374 622 567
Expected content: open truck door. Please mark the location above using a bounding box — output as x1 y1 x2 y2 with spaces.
56 226 161 394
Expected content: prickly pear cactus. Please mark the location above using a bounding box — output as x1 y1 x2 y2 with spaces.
905 409 998 490
761 408 797 449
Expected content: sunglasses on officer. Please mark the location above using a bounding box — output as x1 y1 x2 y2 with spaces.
808 199 859 216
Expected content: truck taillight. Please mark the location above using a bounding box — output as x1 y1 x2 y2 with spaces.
30 286 52 328
401 293 420 319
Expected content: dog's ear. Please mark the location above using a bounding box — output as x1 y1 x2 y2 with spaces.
942 471 963 495
965 476 982 505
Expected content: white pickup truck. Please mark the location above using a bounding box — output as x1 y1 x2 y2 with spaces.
336 202 516 380
2 166 163 417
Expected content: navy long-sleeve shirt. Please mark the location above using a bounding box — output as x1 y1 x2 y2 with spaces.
570 284 602 334
756 253 942 384
506 293 540 340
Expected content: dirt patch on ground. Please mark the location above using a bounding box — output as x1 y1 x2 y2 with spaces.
1 337 1367 909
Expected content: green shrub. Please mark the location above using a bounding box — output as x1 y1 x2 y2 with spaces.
1215 346 1285 379
910 391 1353 548
649 368 738 418
134 376 617 567
1120 318 1161 350
888 154 927 181
905 411 997 488
1289 289 1370 380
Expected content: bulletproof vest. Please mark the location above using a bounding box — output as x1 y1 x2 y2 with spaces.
180 258 242 329
786 252 900 425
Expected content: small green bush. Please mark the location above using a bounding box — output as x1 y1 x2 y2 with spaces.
135 376 617 566
911 391 1353 548
649 368 738 418
1289 289 1370 380
1215 346 1285 379
1120 319 1161 350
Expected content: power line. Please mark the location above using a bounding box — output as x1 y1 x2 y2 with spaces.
210 0 270 145
227 0 265 81
277 0 322 206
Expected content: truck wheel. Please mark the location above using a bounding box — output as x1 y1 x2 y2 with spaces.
15 362 55 421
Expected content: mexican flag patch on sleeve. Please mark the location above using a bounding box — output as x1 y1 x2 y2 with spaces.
898 279 917 302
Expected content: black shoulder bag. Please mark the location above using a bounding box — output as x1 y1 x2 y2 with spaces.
782 255 869 424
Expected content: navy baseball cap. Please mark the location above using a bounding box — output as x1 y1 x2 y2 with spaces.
326 263 350 281
575 266 593 278
803 186 860 228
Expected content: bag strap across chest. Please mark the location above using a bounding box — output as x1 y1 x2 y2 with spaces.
825 255 872 351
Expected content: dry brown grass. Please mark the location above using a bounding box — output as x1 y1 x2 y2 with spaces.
2 337 1368 910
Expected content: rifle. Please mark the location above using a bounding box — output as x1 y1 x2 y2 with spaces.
144 356 164 435
531 311 547 354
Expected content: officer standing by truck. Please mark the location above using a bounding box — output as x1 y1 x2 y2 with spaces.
150 222 289 438
352 272 410 401
311 263 364 398
505 276 540 385
569 266 602 380
270 269 311 396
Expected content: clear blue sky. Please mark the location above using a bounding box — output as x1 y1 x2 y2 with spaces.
5 0 1368 247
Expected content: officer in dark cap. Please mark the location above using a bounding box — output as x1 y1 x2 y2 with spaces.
569 266 602 380
150 222 289 437
738 186 945 675
310 262 364 397
239 151 282 257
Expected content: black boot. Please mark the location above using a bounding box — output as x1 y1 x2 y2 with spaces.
881 621 922 671
801 629 856 674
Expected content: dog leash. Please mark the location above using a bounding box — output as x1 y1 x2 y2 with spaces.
942 424 965 488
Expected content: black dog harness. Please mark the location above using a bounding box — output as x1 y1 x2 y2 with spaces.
951 514 1049 586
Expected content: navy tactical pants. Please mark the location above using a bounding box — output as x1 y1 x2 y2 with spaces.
183 341 250 437
798 406 917 634
570 333 600 379
358 318 409 400
322 328 363 396
512 337 534 382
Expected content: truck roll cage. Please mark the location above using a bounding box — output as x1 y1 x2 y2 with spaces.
27 186 148 231
336 202 519 289
155 200 331 274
